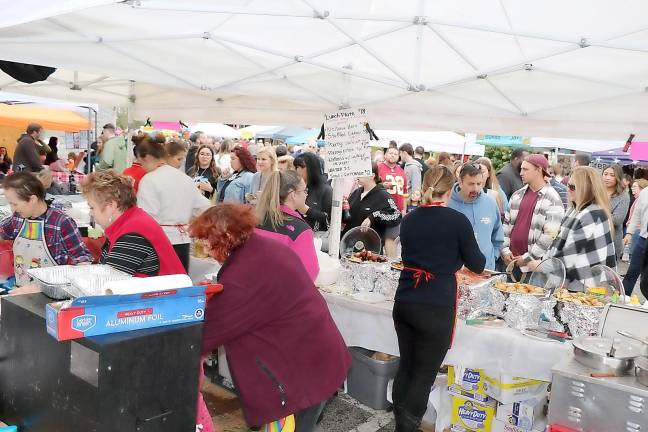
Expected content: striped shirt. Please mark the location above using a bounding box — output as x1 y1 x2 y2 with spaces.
100 233 160 276
0 207 92 265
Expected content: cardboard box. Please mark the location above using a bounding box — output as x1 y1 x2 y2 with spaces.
46 286 207 341
450 394 496 432
491 417 547 432
496 397 547 429
482 372 549 404
448 366 491 404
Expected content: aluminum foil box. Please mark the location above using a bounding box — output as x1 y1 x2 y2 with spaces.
46 286 207 341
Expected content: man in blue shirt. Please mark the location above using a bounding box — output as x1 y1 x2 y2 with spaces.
448 163 504 270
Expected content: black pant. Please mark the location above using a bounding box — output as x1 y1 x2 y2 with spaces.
173 243 190 273
294 400 327 432
392 301 455 420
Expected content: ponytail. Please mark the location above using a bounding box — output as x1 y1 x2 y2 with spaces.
255 170 302 230
421 165 455 204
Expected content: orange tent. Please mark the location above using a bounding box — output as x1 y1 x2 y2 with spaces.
0 104 90 132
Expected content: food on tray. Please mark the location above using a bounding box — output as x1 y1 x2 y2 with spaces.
585 286 608 296
390 260 404 271
456 267 491 285
348 250 387 263
494 281 545 295
553 289 606 307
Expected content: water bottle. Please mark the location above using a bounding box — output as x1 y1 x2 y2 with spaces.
622 245 630 262
68 173 77 194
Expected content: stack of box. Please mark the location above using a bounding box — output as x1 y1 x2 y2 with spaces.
446 366 549 432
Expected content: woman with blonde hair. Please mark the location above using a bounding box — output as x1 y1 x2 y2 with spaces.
249 146 278 198
534 166 616 291
476 157 509 217
255 170 319 281
392 165 485 431
602 164 629 260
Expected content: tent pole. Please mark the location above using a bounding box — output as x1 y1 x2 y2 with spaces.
483 78 527 116
211 34 408 90
211 22 411 90
328 178 344 259
303 0 415 88
427 24 479 71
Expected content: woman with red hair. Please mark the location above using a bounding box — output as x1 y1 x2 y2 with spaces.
189 203 350 431
216 146 256 203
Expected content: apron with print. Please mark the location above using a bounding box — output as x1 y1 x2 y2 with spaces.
13 219 56 286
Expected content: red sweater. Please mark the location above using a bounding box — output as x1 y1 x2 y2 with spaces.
122 162 147 192
201 232 350 426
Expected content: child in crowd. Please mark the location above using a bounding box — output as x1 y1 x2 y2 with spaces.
407 190 421 213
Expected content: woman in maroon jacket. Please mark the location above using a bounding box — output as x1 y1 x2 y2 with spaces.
189 203 350 431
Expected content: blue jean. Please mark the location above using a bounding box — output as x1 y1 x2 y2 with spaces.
623 236 647 296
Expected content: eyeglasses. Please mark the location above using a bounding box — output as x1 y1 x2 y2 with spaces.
293 188 308 195
568 183 576 191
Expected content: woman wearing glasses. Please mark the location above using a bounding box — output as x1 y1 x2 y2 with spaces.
341 163 401 248
529 166 616 291
255 170 319 281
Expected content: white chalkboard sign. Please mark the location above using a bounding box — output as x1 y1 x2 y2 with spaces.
324 107 372 179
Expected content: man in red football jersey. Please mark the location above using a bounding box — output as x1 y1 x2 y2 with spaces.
377 147 407 256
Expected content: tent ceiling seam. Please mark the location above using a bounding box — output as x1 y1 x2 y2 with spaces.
482 77 527 115
301 0 417 90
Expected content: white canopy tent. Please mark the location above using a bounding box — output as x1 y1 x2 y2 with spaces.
1 0 648 141
375 130 484 155
529 136 624 152
189 123 239 138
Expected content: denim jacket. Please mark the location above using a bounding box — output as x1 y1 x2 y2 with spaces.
217 170 254 203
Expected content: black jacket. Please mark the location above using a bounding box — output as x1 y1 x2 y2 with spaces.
13 134 42 172
302 181 333 232
396 206 485 305
342 184 401 241
184 145 198 174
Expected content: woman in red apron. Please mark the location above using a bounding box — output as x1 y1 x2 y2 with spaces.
0 172 92 286
392 165 485 432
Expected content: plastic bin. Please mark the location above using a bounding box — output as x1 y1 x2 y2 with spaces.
346 347 400 410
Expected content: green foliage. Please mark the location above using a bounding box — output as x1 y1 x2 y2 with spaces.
485 146 513 172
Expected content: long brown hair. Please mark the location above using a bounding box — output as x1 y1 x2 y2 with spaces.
571 166 613 231
256 170 303 230
421 165 455 204
476 157 504 211
603 164 625 197
190 145 219 178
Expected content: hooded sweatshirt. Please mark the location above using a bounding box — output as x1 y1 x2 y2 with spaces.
448 184 504 270
404 159 423 194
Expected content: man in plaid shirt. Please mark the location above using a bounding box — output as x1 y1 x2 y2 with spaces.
501 154 564 272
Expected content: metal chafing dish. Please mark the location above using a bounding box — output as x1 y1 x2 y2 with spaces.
548 304 648 431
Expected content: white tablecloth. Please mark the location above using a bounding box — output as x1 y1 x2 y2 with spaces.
323 292 571 381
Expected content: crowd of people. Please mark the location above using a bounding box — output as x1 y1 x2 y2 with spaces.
4 120 648 432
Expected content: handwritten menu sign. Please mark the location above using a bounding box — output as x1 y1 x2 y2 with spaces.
324 107 372 179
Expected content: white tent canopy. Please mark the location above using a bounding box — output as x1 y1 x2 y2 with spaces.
530 136 624 152
375 130 484 155
1 1 648 140
190 123 239 138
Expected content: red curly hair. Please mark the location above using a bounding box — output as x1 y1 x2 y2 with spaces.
232 146 257 173
189 203 256 262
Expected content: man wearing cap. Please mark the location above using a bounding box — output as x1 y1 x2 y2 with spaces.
98 123 129 174
501 154 564 273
